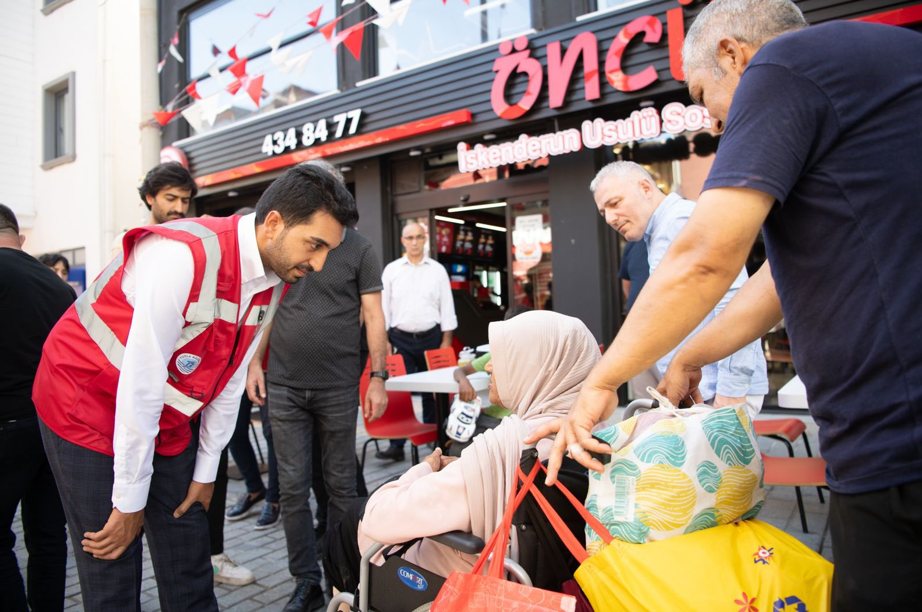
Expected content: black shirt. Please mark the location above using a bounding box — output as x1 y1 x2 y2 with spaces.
268 228 384 389
1 248 76 421
704 22 922 493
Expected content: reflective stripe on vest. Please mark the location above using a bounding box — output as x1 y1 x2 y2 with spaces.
74 253 126 369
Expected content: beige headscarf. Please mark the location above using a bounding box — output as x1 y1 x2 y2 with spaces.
459 311 601 548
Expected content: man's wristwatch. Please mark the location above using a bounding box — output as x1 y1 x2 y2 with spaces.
369 371 389 381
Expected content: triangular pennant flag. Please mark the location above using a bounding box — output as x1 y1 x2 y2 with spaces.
319 16 342 41
271 47 292 69
171 32 180 45
336 24 365 61
229 57 248 79
169 43 184 63
198 95 221 127
367 0 392 14
246 74 265 106
307 7 323 28
268 32 284 53
246 23 258 38
185 80 201 100
462 0 469 5
228 45 239 60
227 78 244 95
373 0 412 29
342 0 356 5
157 58 166 74
207 61 222 82
256 9 274 18
181 101 205 133
287 49 314 76
211 44 222 57
153 110 180 126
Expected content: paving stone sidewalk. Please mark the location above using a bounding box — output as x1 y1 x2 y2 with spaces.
12 408 832 611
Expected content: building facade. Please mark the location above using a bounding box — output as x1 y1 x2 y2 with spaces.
156 0 922 345
0 0 162 289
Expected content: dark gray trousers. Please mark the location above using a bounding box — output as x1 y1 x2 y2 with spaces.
268 382 359 582
38 418 217 612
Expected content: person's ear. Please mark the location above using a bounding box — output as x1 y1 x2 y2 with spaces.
145 194 156 210
717 37 749 76
19 234 25 247
263 210 284 240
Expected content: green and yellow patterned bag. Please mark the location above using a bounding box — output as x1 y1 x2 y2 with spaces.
585 389 764 552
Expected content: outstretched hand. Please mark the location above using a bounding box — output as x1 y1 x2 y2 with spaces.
523 385 618 485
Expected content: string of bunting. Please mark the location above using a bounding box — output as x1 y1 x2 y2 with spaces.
151 0 470 128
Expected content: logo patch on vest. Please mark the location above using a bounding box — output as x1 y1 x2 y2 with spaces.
175 353 202 375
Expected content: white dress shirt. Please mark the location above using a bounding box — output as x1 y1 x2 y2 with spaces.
381 255 458 333
112 214 280 512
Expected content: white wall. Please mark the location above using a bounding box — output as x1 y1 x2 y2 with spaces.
11 0 160 278
0 0 36 228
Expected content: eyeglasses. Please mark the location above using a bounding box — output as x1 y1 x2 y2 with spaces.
403 235 426 242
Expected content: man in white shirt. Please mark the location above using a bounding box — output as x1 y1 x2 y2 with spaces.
32 165 357 611
378 222 458 461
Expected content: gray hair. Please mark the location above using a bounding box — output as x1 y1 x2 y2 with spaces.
299 159 345 185
682 0 807 78
589 162 656 193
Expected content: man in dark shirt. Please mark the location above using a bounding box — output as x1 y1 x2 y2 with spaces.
618 239 660 398
532 2 922 609
246 161 388 612
0 204 73 612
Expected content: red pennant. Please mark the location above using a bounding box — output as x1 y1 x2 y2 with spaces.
185 80 201 100
307 6 323 28
319 16 342 41
246 74 265 106
171 32 179 45
228 45 239 61
229 57 248 79
256 9 274 18
211 44 221 57
153 110 180 126
338 24 365 61
227 78 243 95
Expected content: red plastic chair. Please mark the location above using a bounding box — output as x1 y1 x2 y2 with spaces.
753 418 824 504
424 347 457 371
359 355 437 469
762 454 829 541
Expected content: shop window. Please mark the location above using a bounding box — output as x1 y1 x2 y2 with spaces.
510 200 553 311
422 149 547 192
376 0 532 78
585 0 654 17
41 72 75 169
186 0 337 134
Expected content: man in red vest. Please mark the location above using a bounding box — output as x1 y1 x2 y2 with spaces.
32 164 357 611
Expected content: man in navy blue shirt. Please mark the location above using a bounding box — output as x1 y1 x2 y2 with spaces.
530 1 922 608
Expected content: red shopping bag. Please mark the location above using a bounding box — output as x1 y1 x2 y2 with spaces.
430 460 579 612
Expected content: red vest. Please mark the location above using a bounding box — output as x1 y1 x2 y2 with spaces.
33 216 285 457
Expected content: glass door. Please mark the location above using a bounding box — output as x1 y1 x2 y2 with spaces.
508 197 553 311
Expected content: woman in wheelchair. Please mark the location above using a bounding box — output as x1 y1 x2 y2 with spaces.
325 311 601 595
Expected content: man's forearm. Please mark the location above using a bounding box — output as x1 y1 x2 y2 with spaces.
676 261 783 370
250 321 272 366
441 330 453 347
366 313 388 373
586 188 773 418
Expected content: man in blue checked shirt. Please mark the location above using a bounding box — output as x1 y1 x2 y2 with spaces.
591 161 768 415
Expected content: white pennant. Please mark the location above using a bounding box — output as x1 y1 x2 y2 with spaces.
169 43 185 63
207 61 222 82
181 102 205 134
374 0 412 29
289 49 314 77
268 32 284 53
342 0 356 5
366 0 392 15
198 95 221 127
271 47 292 69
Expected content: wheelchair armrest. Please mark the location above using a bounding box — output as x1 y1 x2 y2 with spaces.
428 531 485 555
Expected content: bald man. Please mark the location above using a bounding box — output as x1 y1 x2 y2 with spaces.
378 223 457 461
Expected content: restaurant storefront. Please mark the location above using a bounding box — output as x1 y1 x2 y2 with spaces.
158 0 922 346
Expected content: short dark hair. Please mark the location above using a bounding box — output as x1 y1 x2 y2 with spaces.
504 305 533 321
39 253 70 274
0 203 19 234
139 162 198 210
233 206 256 216
255 164 358 229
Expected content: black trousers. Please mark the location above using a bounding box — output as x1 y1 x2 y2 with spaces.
0 416 67 612
387 326 442 448
38 418 218 612
829 480 922 611
206 448 229 556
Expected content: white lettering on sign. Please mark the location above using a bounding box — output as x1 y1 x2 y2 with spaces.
457 103 711 173
261 108 363 157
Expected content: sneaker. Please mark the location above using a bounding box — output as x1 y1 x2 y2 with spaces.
212 553 255 586
255 503 281 530
226 490 266 521
375 446 405 462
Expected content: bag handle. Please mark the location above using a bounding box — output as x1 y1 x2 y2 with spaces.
645 387 713 417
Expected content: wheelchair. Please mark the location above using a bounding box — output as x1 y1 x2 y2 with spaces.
326 449 590 612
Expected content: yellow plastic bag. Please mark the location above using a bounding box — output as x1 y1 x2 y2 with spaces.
576 519 832 612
